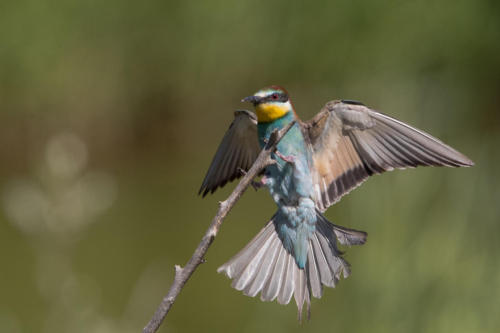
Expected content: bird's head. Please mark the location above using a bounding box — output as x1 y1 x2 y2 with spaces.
242 86 293 123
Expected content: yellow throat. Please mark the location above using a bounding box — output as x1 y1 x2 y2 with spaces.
255 102 290 123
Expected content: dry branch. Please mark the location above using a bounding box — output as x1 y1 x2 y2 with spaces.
143 120 296 333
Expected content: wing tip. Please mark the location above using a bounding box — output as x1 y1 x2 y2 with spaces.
460 156 475 167
447 152 474 168
198 185 209 197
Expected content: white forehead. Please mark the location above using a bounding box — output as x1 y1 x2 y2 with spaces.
254 89 274 97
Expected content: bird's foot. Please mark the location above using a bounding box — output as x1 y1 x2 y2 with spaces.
275 151 296 164
251 176 268 191
239 168 267 191
251 180 262 191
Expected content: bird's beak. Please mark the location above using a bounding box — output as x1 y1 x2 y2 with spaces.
241 95 261 105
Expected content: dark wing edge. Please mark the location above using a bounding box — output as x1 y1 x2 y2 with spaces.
199 110 261 197
303 100 474 211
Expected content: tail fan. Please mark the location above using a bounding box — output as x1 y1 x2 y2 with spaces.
217 212 367 320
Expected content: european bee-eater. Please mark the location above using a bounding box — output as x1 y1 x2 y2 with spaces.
199 86 473 319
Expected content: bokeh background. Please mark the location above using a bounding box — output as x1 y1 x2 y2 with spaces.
1 0 499 332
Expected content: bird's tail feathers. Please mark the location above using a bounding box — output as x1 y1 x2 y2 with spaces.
316 211 367 246
217 212 367 321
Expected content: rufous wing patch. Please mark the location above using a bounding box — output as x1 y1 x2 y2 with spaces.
312 134 364 206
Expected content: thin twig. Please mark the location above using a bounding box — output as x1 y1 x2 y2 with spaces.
143 120 296 333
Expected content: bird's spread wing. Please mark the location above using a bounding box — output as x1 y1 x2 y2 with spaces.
303 100 474 212
199 110 261 197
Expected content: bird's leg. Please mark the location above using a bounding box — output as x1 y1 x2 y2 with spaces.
249 177 265 191
238 168 266 191
275 150 296 164
251 175 269 190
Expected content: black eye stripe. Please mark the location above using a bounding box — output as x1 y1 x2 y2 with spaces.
264 92 288 103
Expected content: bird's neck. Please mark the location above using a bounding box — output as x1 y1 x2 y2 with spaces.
257 111 296 147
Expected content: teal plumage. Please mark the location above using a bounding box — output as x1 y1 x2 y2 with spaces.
258 111 315 269
199 86 473 319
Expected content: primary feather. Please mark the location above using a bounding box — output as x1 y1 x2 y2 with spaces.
199 110 260 196
303 100 473 211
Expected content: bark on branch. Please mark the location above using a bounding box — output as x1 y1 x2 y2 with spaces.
143 120 296 333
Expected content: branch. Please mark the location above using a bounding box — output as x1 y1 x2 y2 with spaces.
143 120 296 333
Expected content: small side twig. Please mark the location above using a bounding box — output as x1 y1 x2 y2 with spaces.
143 120 295 333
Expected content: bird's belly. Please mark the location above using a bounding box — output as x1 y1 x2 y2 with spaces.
265 157 314 207
265 161 317 268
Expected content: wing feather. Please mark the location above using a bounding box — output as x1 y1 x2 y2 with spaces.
199 110 261 196
303 101 474 211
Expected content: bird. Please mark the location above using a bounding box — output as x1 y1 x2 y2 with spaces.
198 85 473 320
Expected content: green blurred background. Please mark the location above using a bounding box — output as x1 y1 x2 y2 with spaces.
1 0 499 332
